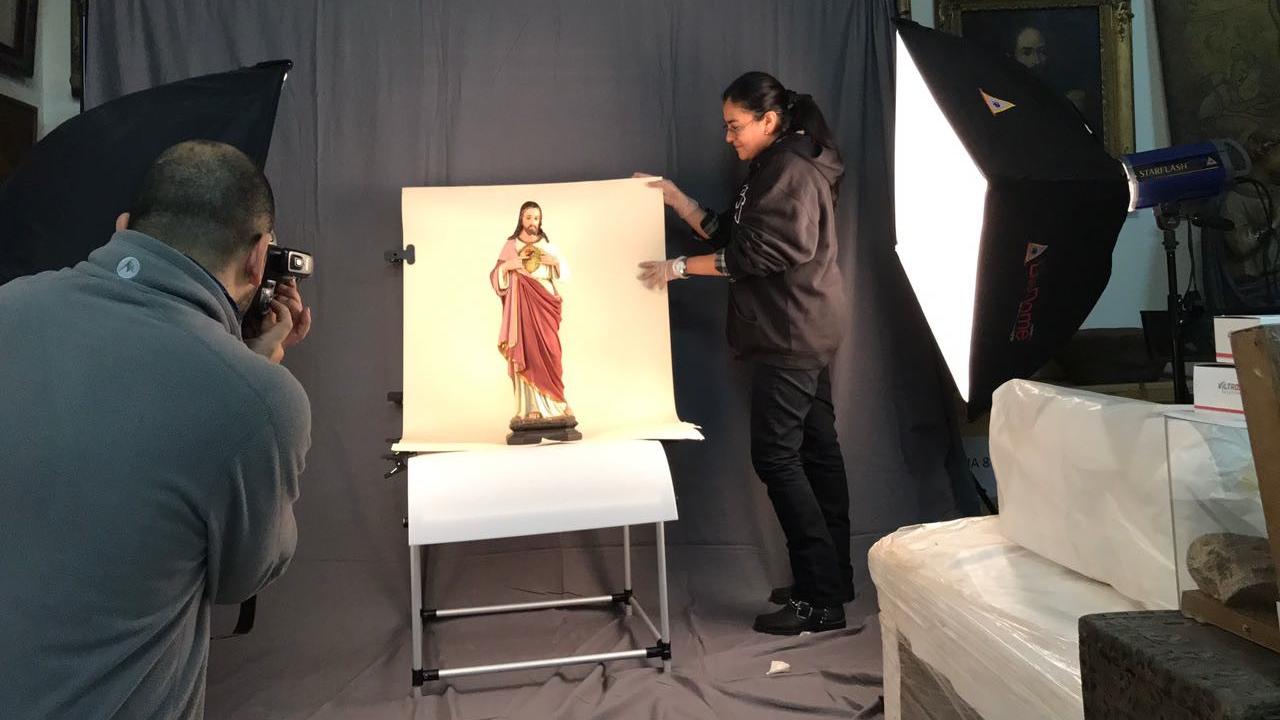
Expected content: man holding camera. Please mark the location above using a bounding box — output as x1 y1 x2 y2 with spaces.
0 140 312 718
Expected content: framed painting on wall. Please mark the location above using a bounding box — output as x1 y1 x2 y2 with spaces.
938 0 1135 157
1152 1 1280 314
0 93 37 183
0 0 37 78
1152 0 1280 148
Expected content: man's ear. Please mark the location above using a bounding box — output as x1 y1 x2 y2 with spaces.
115 213 130 232
244 233 272 287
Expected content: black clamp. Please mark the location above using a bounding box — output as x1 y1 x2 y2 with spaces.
384 434 416 479
646 641 672 661
386 245 415 265
611 590 634 605
384 450 413 479
413 668 439 686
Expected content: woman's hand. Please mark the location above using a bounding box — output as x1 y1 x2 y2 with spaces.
634 172 710 240
633 172 699 222
637 257 687 291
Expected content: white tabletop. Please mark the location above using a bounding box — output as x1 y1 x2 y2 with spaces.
406 439 678 545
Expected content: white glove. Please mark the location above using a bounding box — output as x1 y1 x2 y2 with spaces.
633 172 700 223
637 257 688 291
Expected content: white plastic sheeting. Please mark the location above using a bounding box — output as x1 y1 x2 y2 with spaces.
1164 410 1265 597
990 379 1186 608
871 517 1145 720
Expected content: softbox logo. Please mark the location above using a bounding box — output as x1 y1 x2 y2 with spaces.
1010 243 1048 342
1219 380 1240 394
980 89 1016 116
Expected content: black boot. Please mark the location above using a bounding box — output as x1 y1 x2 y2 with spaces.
768 586 793 604
753 599 846 635
768 584 855 605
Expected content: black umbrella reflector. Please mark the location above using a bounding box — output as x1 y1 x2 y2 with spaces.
893 21 1129 416
0 60 291 285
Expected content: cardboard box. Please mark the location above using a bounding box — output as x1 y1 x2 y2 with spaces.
1214 315 1280 362
1193 363 1244 415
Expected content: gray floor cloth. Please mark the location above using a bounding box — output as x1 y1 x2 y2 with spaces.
207 544 885 719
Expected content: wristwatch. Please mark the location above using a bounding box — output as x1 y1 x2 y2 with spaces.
673 256 688 279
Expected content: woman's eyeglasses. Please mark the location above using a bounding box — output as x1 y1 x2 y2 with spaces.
723 115 763 137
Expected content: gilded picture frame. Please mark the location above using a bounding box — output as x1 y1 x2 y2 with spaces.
938 0 1135 157
0 0 38 78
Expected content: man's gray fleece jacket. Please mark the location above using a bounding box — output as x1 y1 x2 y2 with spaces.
0 229 311 719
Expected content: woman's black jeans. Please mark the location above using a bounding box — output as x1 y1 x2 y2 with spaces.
749 362 853 607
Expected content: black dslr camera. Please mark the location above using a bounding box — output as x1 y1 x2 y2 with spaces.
251 244 314 316
242 244 314 338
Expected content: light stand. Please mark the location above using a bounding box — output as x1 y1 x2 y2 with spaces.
1156 203 1193 404
1154 201 1210 404
1123 139 1252 406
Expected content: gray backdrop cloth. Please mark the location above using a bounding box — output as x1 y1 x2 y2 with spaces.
87 2 977 717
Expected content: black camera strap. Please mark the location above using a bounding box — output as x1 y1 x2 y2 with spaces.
233 596 257 635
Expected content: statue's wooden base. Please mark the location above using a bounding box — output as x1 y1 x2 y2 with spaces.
506 415 581 445
506 427 583 445
1181 590 1280 654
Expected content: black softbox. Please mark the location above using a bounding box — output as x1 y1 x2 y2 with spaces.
892 20 1129 417
0 60 290 285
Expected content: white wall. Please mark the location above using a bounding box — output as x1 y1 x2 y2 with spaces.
909 0 1169 328
0 0 79 138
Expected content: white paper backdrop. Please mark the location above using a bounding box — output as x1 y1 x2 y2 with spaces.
397 177 700 449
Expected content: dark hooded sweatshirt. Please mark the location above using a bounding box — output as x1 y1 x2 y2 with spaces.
707 132 848 369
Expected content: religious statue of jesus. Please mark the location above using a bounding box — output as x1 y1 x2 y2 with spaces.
490 201 582 444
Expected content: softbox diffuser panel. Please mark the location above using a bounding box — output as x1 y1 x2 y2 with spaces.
894 35 990 402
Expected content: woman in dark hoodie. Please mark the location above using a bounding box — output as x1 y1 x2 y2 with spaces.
637 71 852 635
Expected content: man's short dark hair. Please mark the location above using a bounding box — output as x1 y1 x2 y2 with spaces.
129 140 275 270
